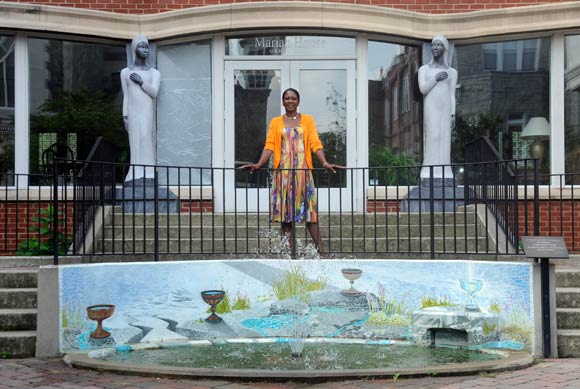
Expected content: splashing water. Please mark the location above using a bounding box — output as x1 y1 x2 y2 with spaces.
256 227 322 260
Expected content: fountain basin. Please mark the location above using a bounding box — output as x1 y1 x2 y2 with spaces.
64 338 533 379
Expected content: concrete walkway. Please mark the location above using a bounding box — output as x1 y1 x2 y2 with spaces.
1 358 580 388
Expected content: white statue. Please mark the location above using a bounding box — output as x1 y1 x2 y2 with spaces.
418 35 457 180
120 34 161 182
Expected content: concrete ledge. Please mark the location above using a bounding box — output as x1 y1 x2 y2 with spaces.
64 350 533 380
1 1 580 40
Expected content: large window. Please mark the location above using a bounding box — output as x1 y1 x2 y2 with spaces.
454 37 550 181
157 40 212 185
367 41 421 185
565 35 580 180
28 38 127 182
0 36 15 181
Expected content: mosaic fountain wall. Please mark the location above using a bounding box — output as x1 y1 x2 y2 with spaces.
59 260 535 353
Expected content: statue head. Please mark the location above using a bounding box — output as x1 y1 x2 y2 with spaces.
131 34 149 63
430 34 449 66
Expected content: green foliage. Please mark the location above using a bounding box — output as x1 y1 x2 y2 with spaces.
420 295 454 309
482 321 497 336
502 304 534 348
209 291 251 314
30 89 128 166
232 292 251 310
367 312 411 327
392 373 400 381
16 206 69 256
212 293 232 314
451 113 504 163
273 267 326 302
489 302 501 313
1 351 8 359
368 146 418 185
61 302 86 330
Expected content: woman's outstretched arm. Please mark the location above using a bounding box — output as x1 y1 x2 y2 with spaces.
314 149 346 173
239 149 273 171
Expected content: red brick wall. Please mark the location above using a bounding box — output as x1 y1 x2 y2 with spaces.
0 202 74 255
0 0 567 14
515 200 580 253
181 200 214 213
367 200 400 213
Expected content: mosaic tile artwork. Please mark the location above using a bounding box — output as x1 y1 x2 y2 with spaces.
59 260 534 352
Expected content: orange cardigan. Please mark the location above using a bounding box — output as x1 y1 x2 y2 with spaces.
263 114 323 170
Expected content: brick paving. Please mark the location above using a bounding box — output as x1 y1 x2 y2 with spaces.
1 358 580 388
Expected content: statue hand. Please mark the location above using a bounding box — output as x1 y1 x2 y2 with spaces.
435 71 448 81
129 73 143 86
123 116 129 131
451 115 455 130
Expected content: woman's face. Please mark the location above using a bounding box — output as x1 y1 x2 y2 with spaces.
135 41 149 59
283 90 300 112
431 40 445 60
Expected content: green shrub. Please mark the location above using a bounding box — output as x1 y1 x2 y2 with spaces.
16 206 70 256
273 267 326 302
368 146 418 186
420 295 454 309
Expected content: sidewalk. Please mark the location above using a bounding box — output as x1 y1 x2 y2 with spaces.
1 358 580 388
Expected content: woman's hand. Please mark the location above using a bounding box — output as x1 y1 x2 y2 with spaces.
238 163 260 172
435 71 448 81
322 162 346 173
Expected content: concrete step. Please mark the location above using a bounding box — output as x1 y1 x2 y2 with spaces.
0 309 37 331
0 269 37 288
0 289 37 309
556 269 580 288
96 237 492 254
111 212 480 226
0 331 36 358
101 224 488 240
557 329 580 358
556 288 580 309
556 308 580 330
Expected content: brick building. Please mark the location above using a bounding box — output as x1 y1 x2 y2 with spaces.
1 0 580 252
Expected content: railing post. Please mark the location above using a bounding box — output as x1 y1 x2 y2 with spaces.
534 159 540 237
429 165 435 259
154 167 159 262
52 157 59 265
291 168 296 259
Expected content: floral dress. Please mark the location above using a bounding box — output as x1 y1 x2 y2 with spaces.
270 126 318 223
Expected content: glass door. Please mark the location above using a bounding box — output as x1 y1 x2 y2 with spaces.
223 60 355 212
224 61 289 212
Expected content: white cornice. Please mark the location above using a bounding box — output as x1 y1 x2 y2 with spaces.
0 1 579 40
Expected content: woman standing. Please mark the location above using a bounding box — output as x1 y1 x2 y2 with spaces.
418 34 458 180
120 34 161 182
240 88 344 254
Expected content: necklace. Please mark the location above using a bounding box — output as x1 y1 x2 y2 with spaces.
284 113 299 120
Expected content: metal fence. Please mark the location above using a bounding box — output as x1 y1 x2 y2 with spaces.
2 157 578 263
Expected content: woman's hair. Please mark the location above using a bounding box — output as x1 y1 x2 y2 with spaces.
282 88 300 101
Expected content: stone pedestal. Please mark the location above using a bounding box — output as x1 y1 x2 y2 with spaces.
412 306 500 348
116 178 180 213
400 178 464 212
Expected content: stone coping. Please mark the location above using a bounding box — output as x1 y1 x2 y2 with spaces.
0 185 576 201
1 1 580 40
63 347 533 379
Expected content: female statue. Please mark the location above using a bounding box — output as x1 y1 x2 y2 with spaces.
120 34 161 182
418 35 457 180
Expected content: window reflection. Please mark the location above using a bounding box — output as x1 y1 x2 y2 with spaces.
0 36 15 183
454 37 550 183
28 38 126 185
367 41 422 186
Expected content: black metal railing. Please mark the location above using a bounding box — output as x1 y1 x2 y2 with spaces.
5 158 580 263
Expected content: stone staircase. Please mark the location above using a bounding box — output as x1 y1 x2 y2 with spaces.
556 264 580 357
94 208 493 254
0 268 37 358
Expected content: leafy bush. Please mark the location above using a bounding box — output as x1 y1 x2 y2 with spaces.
368 146 418 186
273 267 326 302
420 294 455 309
16 206 69 256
